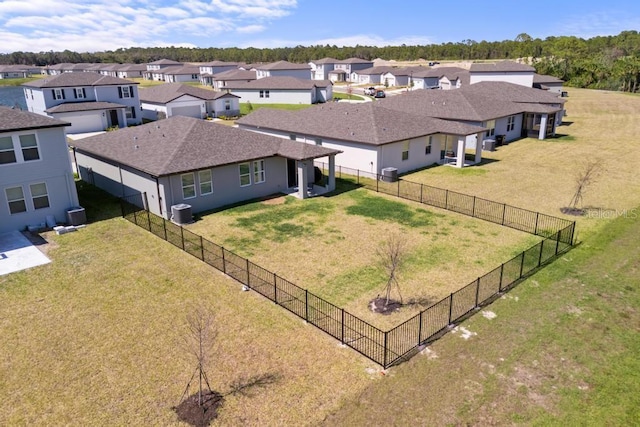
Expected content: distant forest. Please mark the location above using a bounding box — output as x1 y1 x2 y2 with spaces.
2 31 639 92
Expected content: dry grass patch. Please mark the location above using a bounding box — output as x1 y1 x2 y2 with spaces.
186 185 539 330
403 89 640 240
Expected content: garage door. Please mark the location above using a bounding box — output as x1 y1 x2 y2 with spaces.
170 105 202 118
65 114 105 133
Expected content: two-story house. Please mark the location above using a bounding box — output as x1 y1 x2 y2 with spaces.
328 58 374 82
199 61 240 86
22 73 142 134
308 58 339 80
0 107 79 233
144 59 184 81
255 61 311 80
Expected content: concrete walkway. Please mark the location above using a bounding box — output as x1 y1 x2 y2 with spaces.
0 231 51 276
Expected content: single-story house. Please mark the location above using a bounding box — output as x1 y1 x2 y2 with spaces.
70 116 341 219
533 73 565 94
469 61 535 87
353 66 395 85
139 83 240 120
236 102 487 173
209 69 256 90
411 67 470 90
255 60 311 80
0 107 79 233
224 76 333 105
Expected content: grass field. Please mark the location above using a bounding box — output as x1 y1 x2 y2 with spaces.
186 183 539 329
2 88 639 425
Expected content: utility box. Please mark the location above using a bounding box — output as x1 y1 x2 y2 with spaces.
381 167 398 182
171 204 193 225
495 135 505 146
483 139 496 151
66 207 86 226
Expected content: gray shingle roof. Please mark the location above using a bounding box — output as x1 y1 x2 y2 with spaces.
257 60 311 71
338 58 374 64
148 59 183 66
470 61 535 73
224 76 331 90
45 101 127 113
309 58 340 65
378 81 564 122
0 106 69 132
237 102 485 146
160 65 201 75
533 73 564 84
139 83 238 103
211 69 256 80
70 116 340 177
23 73 137 88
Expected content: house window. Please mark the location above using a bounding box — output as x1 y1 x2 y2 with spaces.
74 88 86 99
224 100 231 110
264 90 270 98
239 162 251 187
125 106 136 119
0 136 16 164
259 90 265 98
53 88 65 100
30 183 50 209
119 86 133 98
425 136 432 155
191 74 198 79
19 134 40 161
181 173 196 199
6 186 26 214
253 160 265 184
198 170 213 195
401 141 409 161
485 120 496 137
507 115 516 132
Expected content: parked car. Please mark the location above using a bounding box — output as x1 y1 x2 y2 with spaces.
374 90 386 98
363 86 376 96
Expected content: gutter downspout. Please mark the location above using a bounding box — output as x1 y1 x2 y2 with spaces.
155 176 163 216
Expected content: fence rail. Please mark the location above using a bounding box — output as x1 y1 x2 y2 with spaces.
121 170 575 368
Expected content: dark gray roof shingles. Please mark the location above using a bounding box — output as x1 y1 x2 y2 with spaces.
23 73 138 88
0 106 69 132
139 83 237 103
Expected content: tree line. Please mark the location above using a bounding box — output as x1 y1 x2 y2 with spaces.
1 31 638 92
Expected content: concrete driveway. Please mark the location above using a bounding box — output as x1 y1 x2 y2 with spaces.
0 231 51 276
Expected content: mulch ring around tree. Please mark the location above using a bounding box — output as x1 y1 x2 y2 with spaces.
369 297 402 315
173 390 224 427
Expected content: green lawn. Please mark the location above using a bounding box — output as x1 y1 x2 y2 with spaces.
0 76 43 86
240 102 311 115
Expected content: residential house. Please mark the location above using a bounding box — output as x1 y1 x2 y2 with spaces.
255 60 312 80
0 65 41 79
144 59 184 80
225 77 332 105
22 73 143 133
411 67 470 90
199 61 240 86
70 116 341 219
533 73 565 94
0 107 79 233
308 58 339 80
160 65 201 83
353 66 395 85
379 81 566 146
209 69 256 91
469 61 535 87
139 83 240 120
328 58 374 82
380 66 428 88
237 102 486 173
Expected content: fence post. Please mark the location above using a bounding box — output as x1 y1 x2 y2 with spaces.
246 258 250 287
474 277 480 307
133 208 138 225
448 293 454 324
498 263 504 292
221 248 226 274
397 179 400 197
445 189 449 210
418 310 423 345
305 289 309 321
501 204 506 225
273 273 278 304
162 217 167 240
357 169 360 185
383 331 388 369
534 212 540 235
376 175 379 193
538 240 544 267
341 308 345 345
120 198 126 218
472 196 476 217
519 251 526 278
420 184 423 204
146 210 152 232
200 236 204 261
180 226 185 250
555 229 561 254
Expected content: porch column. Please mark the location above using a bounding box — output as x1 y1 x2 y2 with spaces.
474 132 483 164
456 136 466 168
538 114 548 140
297 161 309 199
328 155 336 191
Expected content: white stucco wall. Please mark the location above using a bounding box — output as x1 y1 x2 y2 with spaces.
470 72 534 87
229 89 313 104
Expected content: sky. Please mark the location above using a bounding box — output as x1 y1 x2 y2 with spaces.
1 0 639 54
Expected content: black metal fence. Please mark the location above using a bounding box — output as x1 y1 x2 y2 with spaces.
314 162 575 243
121 175 575 368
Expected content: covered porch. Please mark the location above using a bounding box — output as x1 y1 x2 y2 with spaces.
285 153 339 199
440 132 484 168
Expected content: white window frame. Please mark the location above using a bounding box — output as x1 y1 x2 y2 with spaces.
485 120 496 137
239 162 251 187
259 90 265 98
253 160 265 184
6 186 26 214
121 86 132 98
224 100 231 110
198 170 213 195
314 138 322 146
0 135 16 165
507 115 516 132
425 136 432 155
181 173 196 199
30 182 50 210
401 141 409 161
125 106 135 119
53 88 64 100
19 134 40 162
264 90 270 98
74 87 85 99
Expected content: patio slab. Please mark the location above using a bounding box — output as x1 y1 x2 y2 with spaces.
0 231 51 276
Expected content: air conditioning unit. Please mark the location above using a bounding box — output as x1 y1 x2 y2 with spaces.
381 167 398 182
171 204 193 225
66 207 86 226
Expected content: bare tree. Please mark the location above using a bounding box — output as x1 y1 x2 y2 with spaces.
567 160 602 211
181 305 217 407
376 233 407 307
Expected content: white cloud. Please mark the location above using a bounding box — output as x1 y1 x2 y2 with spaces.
235 34 437 49
236 24 265 34
154 7 193 19
550 11 640 39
